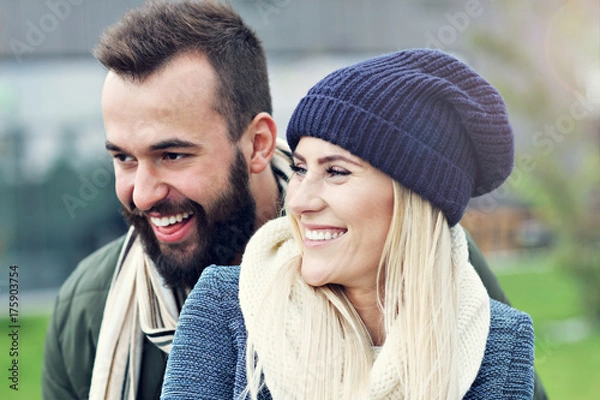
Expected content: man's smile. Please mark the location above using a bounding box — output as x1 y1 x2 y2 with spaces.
148 212 196 243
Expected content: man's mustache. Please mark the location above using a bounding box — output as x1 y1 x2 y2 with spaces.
125 199 198 218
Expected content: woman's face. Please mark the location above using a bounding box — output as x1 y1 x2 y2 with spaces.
287 137 394 291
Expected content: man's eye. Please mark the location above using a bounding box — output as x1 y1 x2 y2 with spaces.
165 153 185 161
113 154 133 163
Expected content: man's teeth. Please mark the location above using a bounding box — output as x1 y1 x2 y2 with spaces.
305 229 345 241
150 212 193 227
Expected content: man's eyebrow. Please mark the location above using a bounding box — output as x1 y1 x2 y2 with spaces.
149 139 200 151
105 141 122 152
104 139 200 153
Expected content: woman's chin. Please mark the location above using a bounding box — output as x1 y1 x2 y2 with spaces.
300 265 332 288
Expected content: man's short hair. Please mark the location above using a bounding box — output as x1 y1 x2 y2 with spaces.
94 0 272 141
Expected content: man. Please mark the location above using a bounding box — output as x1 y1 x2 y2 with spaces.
42 1 547 399
43 2 285 398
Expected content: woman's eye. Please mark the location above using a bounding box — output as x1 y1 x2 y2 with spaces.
326 166 350 177
290 164 307 175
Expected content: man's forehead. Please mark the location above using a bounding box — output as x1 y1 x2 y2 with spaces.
101 55 221 121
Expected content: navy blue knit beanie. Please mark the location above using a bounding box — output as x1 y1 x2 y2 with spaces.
287 49 514 226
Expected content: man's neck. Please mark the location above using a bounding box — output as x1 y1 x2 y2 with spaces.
253 161 283 231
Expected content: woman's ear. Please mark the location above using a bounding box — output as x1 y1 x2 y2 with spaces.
247 112 277 174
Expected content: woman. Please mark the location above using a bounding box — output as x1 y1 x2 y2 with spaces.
161 49 534 399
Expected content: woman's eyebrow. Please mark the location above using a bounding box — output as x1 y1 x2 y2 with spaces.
316 155 361 166
292 152 361 166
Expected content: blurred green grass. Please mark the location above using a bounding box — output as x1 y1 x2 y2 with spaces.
1 254 599 399
0 313 49 399
494 254 600 400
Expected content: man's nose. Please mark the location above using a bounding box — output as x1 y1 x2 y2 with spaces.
132 162 169 212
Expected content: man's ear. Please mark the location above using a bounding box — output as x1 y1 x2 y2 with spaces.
247 112 277 174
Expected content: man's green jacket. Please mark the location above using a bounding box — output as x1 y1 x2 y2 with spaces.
42 233 548 399
42 235 166 399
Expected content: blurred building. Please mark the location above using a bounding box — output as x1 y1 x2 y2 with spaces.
1 0 595 290
0 0 494 290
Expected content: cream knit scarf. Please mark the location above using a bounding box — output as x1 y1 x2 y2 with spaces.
89 228 181 400
239 217 490 399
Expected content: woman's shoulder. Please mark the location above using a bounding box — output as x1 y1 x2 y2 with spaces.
488 299 533 332
176 265 244 340
194 265 241 292
465 300 535 399
184 265 241 310
486 299 534 361
200 264 241 284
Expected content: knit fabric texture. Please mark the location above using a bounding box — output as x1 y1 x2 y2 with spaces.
161 266 535 399
238 217 490 398
286 49 514 226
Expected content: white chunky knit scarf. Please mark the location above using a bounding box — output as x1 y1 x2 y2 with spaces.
240 217 490 399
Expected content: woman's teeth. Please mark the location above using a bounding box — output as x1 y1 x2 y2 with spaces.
305 229 346 241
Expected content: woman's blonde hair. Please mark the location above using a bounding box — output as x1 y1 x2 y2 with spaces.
245 181 458 399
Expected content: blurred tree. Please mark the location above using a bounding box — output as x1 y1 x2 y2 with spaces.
470 0 600 323
0 124 126 290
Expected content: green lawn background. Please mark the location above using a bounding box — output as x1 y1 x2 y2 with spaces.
494 255 600 399
1 254 599 399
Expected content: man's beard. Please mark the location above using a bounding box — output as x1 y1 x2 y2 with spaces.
122 149 256 289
